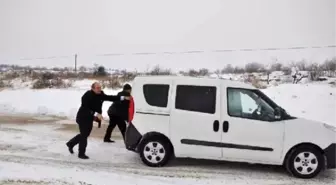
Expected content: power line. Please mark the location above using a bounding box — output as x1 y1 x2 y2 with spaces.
96 45 336 56
3 45 335 61
19 55 73 61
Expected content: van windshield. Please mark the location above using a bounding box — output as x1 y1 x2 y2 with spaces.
250 89 293 119
250 90 278 109
227 88 293 121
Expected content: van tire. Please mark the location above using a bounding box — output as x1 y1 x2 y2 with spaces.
285 145 324 179
139 136 172 167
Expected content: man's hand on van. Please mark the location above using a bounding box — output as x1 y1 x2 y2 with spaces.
95 113 103 121
122 96 131 100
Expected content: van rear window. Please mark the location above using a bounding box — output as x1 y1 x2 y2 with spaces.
143 84 169 107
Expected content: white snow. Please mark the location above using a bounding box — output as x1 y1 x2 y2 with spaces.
0 79 335 184
0 123 335 185
0 80 335 126
0 79 120 119
262 83 336 125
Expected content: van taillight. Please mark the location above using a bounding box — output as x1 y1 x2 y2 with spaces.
128 96 135 122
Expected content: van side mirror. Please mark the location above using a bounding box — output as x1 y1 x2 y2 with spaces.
274 107 282 120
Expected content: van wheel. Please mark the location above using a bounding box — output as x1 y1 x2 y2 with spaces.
139 137 172 167
285 146 324 179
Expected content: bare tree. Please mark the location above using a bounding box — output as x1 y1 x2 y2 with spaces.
270 63 283 71
233 67 245 74
187 69 199 77
322 58 336 77
79 66 87 72
198 68 209 76
281 66 291 75
186 68 209 77
214 69 221 78
245 62 264 73
148 65 172 76
294 60 308 71
221 64 234 74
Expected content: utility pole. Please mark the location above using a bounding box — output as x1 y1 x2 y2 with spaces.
74 54 77 73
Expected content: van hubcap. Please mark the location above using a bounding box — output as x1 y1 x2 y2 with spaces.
294 152 318 175
143 142 165 164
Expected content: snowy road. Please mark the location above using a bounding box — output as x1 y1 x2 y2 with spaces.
0 123 335 185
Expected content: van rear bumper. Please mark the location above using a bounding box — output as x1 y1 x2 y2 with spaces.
125 123 142 152
324 143 336 169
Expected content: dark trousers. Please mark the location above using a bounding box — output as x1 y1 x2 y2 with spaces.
67 120 93 155
104 115 126 140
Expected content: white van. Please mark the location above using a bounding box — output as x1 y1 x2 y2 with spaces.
125 76 336 179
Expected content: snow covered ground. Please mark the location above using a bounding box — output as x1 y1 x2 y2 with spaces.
0 79 335 125
0 80 120 119
0 123 335 185
263 83 336 126
0 78 335 184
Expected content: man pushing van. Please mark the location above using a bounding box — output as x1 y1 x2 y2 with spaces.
66 82 130 159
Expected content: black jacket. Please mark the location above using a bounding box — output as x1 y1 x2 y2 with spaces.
108 91 130 121
76 90 121 123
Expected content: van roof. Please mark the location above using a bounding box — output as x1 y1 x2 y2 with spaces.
134 75 256 89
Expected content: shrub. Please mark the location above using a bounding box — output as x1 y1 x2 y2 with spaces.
251 78 267 89
60 72 78 79
186 69 199 76
245 62 265 73
32 78 72 89
103 76 123 89
281 66 291 75
120 71 137 81
270 63 283 71
147 65 172 75
221 64 234 74
233 67 245 74
0 79 12 88
100 71 136 89
93 65 107 76
3 71 20 80
32 72 72 89
186 68 209 77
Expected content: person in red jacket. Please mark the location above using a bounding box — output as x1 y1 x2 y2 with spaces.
104 84 132 142
128 95 134 123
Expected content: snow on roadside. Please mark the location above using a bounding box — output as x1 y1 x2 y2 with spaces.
0 80 335 126
0 88 119 119
0 79 120 119
262 83 336 126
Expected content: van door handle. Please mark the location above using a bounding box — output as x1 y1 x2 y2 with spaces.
213 120 219 132
223 121 229 132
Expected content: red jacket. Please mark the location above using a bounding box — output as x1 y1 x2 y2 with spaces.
128 96 134 122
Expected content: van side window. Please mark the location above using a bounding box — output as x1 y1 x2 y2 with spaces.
175 85 216 114
227 88 276 121
143 84 169 107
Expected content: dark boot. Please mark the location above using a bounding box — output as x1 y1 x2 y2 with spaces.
78 154 89 159
66 142 74 154
104 138 115 143
104 116 117 143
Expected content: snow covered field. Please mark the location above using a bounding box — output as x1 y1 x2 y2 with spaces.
0 80 120 119
0 79 335 184
0 79 335 125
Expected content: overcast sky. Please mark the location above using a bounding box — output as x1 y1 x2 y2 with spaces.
0 0 335 70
